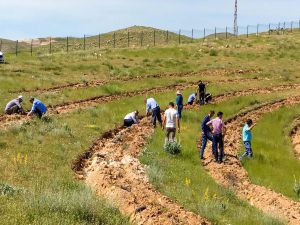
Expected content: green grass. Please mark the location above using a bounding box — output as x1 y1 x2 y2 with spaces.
243 104 300 200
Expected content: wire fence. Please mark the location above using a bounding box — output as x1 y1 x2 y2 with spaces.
1 20 299 56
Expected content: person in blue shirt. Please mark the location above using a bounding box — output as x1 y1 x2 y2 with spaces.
187 93 197 105
200 110 215 159
176 90 183 119
239 119 256 161
145 97 162 128
27 97 47 118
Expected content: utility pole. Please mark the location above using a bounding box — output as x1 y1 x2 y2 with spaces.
234 0 238 36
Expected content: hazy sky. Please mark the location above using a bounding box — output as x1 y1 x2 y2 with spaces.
0 0 299 39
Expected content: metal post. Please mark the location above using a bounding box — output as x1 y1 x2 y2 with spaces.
214 27 217 39
84 35 86 50
166 30 169 43
269 24 271 35
179 29 181 44
226 27 228 39
127 31 130 47
236 26 239 37
256 24 259 36
16 40 18 56
192 29 194 42
113 33 116 48
247 25 249 38
98 34 101 49
278 22 281 34
67 37 69 53
0 39 2 51
49 37 52 54
283 22 286 34
153 30 156 46
203 28 206 40
291 21 293 32
31 39 33 56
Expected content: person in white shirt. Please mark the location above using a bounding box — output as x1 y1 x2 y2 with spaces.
145 97 162 128
162 102 180 145
4 96 25 115
124 110 139 127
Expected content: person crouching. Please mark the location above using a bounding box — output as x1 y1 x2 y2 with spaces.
124 110 139 127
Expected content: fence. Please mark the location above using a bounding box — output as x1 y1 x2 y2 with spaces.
1 20 299 56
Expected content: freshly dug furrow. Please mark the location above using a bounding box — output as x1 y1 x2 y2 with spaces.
1 83 300 129
8 68 260 94
78 119 209 225
291 118 300 160
202 97 300 225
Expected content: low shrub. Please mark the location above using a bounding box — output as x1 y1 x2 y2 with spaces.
164 141 181 155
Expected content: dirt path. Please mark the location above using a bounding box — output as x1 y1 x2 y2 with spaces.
291 118 300 160
9 68 260 94
1 83 300 129
75 119 209 225
201 97 300 225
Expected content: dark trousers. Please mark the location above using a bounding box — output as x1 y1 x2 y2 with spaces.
124 119 134 127
212 134 224 162
199 92 205 105
152 106 162 127
177 105 183 119
33 108 43 118
200 132 213 158
5 105 20 115
187 101 194 105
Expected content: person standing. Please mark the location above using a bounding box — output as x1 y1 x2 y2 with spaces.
163 102 180 146
145 97 162 128
176 90 184 119
4 96 25 115
200 110 215 160
187 93 197 105
123 110 139 127
198 80 206 105
27 97 47 118
239 119 255 161
206 112 226 163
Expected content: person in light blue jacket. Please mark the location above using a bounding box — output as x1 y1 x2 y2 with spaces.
239 119 256 161
27 97 47 119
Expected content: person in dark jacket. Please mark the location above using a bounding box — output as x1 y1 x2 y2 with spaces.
198 80 206 105
176 90 184 119
200 110 215 159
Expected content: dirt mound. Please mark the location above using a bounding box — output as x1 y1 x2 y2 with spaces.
201 97 300 224
80 118 209 225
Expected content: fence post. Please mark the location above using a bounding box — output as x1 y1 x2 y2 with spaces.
98 34 101 49
214 27 217 39
127 31 130 47
67 37 69 53
113 33 116 48
0 40 2 51
247 25 249 38
269 24 271 35
236 26 239 37
278 22 281 34
153 30 156 46
192 29 194 42
291 21 293 32
203 28 206 40
179 29 181 44
283 22 286 34
166 30 169 43
49 37 52 54
16 40 18 56
83 35 86 50
256 24 259 36
226 27 228 39
30 39 33 56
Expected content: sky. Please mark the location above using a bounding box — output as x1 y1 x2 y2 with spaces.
0 0 299 40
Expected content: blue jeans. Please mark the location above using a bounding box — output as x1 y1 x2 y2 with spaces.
212 134 224 162
200 132 213 158
152 106 162 127
177 105 183 119
240 141 253 159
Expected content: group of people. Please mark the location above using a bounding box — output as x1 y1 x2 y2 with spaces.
123 80 255 163
4 96 47 118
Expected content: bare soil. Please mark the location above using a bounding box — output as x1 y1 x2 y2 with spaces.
202 97 300 225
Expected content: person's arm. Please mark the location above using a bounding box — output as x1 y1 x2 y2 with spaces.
206 120 212 126
27 103 35 116
249 124 256 130
162 113 166 130
146 102 150 115
132 114 139 124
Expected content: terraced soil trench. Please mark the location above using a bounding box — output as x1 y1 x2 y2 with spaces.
1 81 300 129
291 119 300 160
9 68 260 94
202 97 300 225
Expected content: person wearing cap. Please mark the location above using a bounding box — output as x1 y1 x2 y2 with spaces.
198 80 206 105
4 96 25 115
27 97 47 118
145 97 162 128
176 90 184 119
124 110 139 127
187 93 197 105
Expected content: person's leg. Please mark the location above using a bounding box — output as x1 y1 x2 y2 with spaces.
152 109 157 127
212 135 218 161
5 105 19 115
34 108 43 118
156 107 162 126
165 128 170 146
240 142 249 160
246 141 253 159
170 128 176 142
200 135 208 159
124 119 134 127
219 134 224 162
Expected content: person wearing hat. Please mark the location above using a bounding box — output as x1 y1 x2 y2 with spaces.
176 90 184 119
27 97 47 118
4 96 25 115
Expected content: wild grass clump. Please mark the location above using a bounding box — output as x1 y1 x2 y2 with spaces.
0 183 24 196
164 141 181 155
294 176 300 198
209 49 218 56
